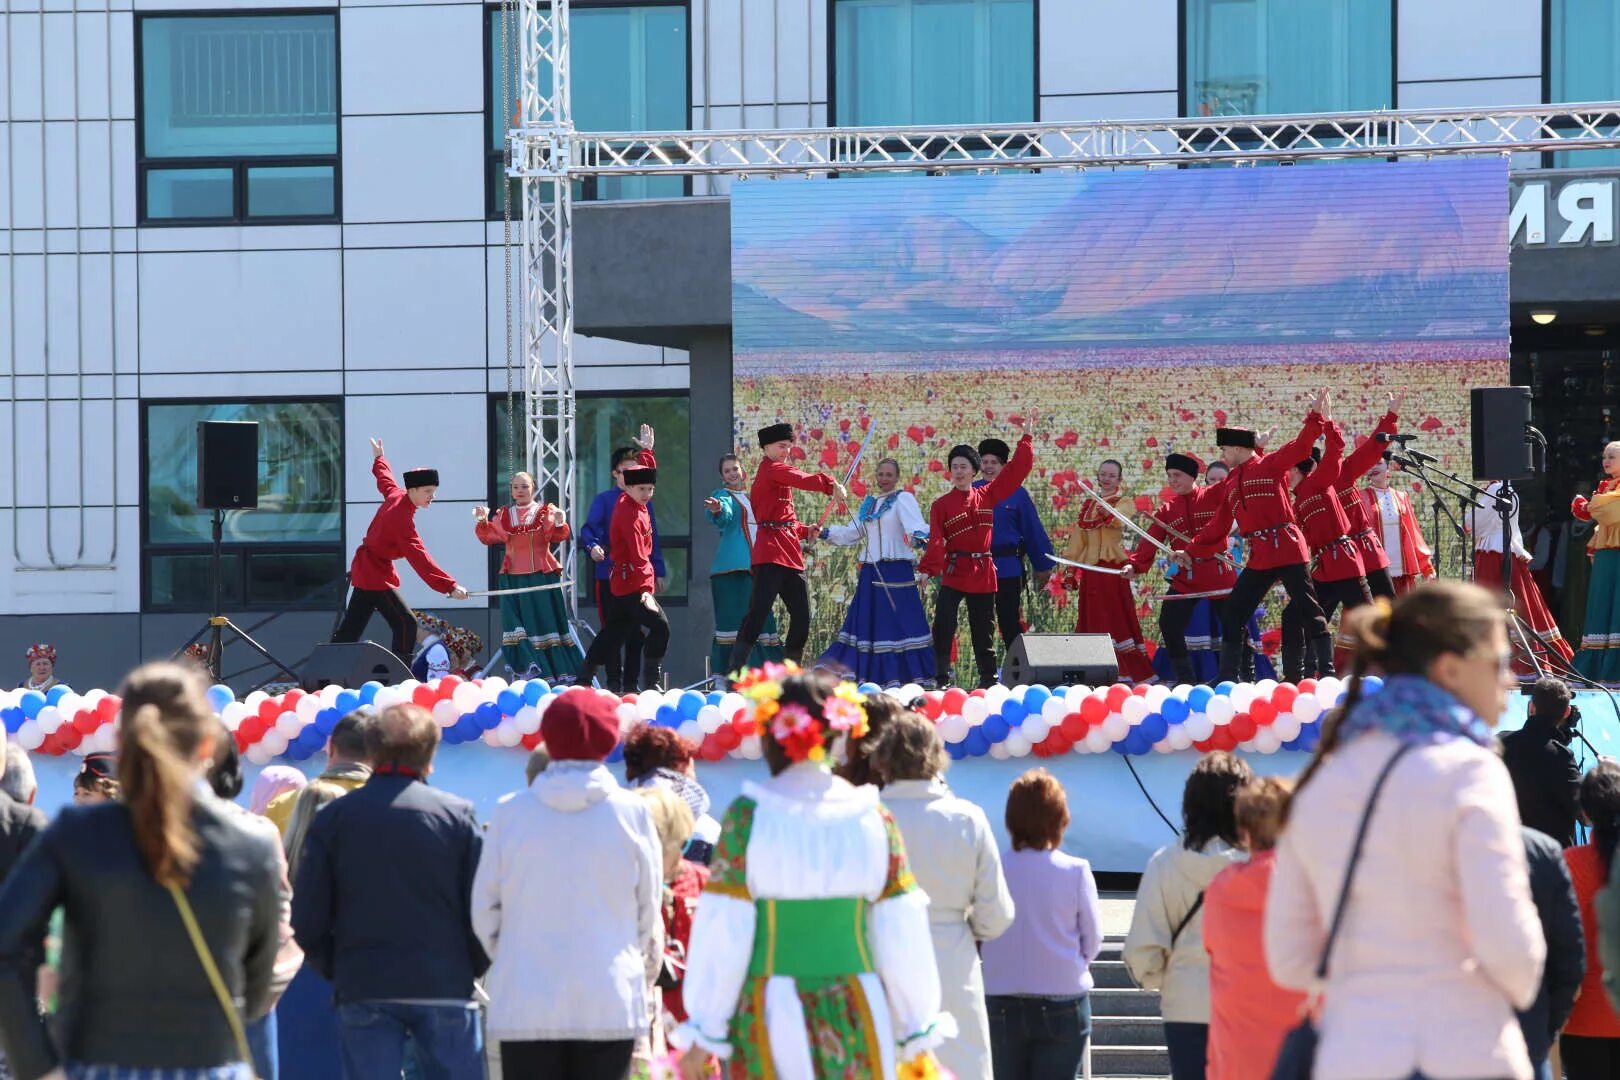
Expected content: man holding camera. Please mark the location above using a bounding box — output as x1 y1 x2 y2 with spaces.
1502 676 1583 848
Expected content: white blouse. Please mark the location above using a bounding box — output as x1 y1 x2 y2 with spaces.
1473 482 1530 558
824 490 929 564
1373 488 1405 577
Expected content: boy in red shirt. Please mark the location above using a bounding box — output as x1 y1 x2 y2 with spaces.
333 437 468 661
578 426 670 691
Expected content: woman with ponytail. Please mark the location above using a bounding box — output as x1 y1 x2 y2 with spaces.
1559 759 1620 1077
0 662 281 1080
1266 582 1546 1080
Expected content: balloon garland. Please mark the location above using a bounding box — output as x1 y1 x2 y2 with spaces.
0 674 1380 763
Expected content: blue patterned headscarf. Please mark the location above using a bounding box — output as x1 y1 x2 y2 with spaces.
1333 673 1492 748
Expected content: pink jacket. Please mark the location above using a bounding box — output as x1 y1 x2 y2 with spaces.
1266 731 1545 1080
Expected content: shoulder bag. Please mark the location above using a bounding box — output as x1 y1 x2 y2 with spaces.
169 882 259 1080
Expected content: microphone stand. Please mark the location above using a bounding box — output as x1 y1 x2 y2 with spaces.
1397 457 1484 581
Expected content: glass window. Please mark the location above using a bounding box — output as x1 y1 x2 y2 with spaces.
1549 1 1620 166
491 392 692 600
833 0 1035 126
138 12 339 224
1184 0 1392 117
143 400 344 611
486 3 687 216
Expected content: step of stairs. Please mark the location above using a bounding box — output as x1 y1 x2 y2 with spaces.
1087 934 1171 1079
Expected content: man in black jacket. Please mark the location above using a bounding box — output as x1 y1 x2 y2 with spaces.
292 703 488 1080
1503 677 1582 847
1518 826 1586 1079
0 734 46 1026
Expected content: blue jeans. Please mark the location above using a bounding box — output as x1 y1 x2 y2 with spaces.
1162 1021 1208 1080
246 1011 278 1080
986 994 1091 1080
337 1001 484 1080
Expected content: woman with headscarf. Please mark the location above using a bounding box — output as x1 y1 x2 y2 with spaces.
18 646 58 693
475 470 583 680
250 767 308 818
411 613 484 681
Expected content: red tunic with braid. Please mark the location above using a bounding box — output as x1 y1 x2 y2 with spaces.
1293 423 1367 584
1128 485 1237 595
1334 409 1398 573
919 435 1035 593
609 449 658 596
1185 412 1325 570
749 459 836 572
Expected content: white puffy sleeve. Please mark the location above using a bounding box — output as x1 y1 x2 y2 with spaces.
870 805 957 1058
824 519 863 547
899 491 929 547
669 797 759 1059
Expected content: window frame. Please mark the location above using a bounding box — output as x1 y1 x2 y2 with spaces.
826 0 1042 129
484 0 693 220
134 8 343 227
1540 0 1620 167
139 395 348 613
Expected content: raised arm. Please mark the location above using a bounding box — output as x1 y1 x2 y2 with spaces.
1261 410 1326 481
765 458 837 495
372 453 402 499
1339 408 1398 486
1128 513 1172 574
982 434 1034 505
474 510 510 547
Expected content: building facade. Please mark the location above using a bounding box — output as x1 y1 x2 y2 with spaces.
2 0 1618 689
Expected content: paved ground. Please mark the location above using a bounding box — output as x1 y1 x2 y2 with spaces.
1099 890 1136 938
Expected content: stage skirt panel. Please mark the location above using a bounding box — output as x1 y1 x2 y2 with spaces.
1150 598 1278 685
1576 548 1620 685
498 570 584 679
1072 564 1157 683
712 569 783 677
818 560 936 688
1474 550 1576 673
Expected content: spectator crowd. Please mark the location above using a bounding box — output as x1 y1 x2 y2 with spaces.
0 581 1616 1080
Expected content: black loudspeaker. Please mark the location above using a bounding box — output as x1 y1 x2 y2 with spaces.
1002 633 1120 687
1470 387 1534 481
197 420 260 509
301 642 411 692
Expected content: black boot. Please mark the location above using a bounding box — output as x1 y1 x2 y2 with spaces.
1171 655 1197 686
1217 639 1244 683
1310 635 1337 679
639 659 664 693
1240 645 1257 683
575 663 601 690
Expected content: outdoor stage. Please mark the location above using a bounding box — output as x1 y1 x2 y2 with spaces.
23 689 1618 875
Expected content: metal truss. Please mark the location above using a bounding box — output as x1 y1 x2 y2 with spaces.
511 1 1620 619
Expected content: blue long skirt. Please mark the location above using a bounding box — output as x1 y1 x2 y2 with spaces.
817 560 936 687
1150 598 1277 684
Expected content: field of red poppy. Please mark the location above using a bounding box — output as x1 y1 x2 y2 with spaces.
733 354 1507 661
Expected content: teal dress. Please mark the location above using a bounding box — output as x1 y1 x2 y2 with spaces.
707 488 782 676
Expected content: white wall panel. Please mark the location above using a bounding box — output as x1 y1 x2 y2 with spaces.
345 367 489 396
1399 0 1540 84
138 371 345 397
344 246 486 369
342 113 484 224
7 14 43 120
1040 91 1180 123
1040 0 1177 97
701 0 743 106
343 392 488 507
1397 77 1543 110
341 4 483 116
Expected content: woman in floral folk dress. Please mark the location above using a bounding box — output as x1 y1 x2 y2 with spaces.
673 665 953 1080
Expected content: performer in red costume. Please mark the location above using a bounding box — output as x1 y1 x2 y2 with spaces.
332 438 467 661
1361 457 1434 595
1061 459 1156 683
1333 394 1402 599
725 422 847 674
919 434 1034 688
1180 390 1335 682
1124 453 1240 685
579 425 671 691
1285 421 1369 681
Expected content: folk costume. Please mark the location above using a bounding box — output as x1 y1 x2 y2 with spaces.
475 502 583 679
582 481 668 694
333 457 460 662
726 424 839 674
1285 425 1371 679
1474 482 1575 674
975 438 1057 650
1573 476 1620 684
707 487 783 676
1360 480 1435 595
410 612 483 682
919 436 1034 689
1060 488 1156 683
672 668 953 1079
19 645 58 692
1185 413 1335 682
816 488 935 687
580 451 671 692
1334 408 1400 600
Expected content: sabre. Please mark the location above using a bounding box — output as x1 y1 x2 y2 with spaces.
1139 509 1240 570
1047 553 1127 576
469 580 572 597
1076 480 1177 557
815 420 879 530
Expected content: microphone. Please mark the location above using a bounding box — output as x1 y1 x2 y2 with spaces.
1404 447 1439 465
1377 432 1418 444
1391 453 1420 471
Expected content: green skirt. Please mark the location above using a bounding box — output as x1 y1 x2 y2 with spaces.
712 570 782 676
498 570 583 679
1577 548 1620 685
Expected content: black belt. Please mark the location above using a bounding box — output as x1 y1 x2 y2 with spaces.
990 545 1023 558
758 520 796 529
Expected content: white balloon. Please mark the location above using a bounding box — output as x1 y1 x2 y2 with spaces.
319 683 343 705
371 687 400 710
677 719 703 744
1252 728 1283 754
739 734 763 760
1153 738 1175 754
1004 732 1032 757
1167 725 1194 751
988 741 1011 760
246 743 274 766
296 696 322 724
1102 712 1130 742
1144 685 1171 710
1084 728 1113 753
452 683 483 715
275 711 304 739
221 702 249 731
939 714 971 744
1272 712 1303 741
57 693 83 718
1041 697 1068 726
90 725 118 754
1315 677 1342 701
1207 698 1236 726
1229 684 1256 712
983 684 1011 710
1294 693 1322 724
432 700 460 729
696 705 725 734
398 680 421 697
36 707 62 735
82 689 106 707
636 691 663 721
1064 684 1092 703
1171 684 1193 699
260 729 289 756
1022 715 1051 743
1255 679 1279 696
1184 713 1215 741
16 721 43 751
243 691 269 712
1238 739 1256 753
719 692 747 719
961 698 989 726
512 705 542 735
483 676 509 695
1121 697 1149 726
898 683 924 702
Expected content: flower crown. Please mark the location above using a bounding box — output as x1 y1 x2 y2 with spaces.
732 661 870 765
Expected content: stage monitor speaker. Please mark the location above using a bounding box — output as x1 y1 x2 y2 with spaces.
301 642 411 692
197 420 260 510
1001 633 1120 687
1470 387 1534 481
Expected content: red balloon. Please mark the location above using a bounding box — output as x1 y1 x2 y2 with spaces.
1250 699 1277 726
258 698 281 722
95 697 120 721
1210 726 1239 751
1045 732 1073 755
1060 713 1087 741
438 676 463 699
520 731 544 750
1271 685 1297 711
56 726 83 751
1297 678 1319 695
412 685 438 709
74 711 98 734
1193 738 1215 753
283 689 305 709
1229 712 1259 742
941 688 968 715
1104 685 1130 710
1079 697 1108 725
38 734 60 756
968 688 987 698
715 725 743 751
239 716 267 743
235 730 252 753
920 693 945 721
1130 683 1151 697
1031 738 1051 758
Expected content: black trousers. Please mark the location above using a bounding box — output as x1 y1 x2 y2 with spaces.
1282 575 1370 675
584 590 669 669
333 586 416 661
1562 1034 1620 1080
934 586 998 688
994 574 1025 648
1158 594 1201 659
730 562 811 671
1365 565 1396 600
1221 562 1327 680
501 1039 634 1080
595 580 643 685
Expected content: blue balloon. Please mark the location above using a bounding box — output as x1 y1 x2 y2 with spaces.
1 708 22 734
963 728 990 757
1111 738 1131 755
206 685 234 713
606 740 625 764
1360 675 1384 695
1125 728 1152 755
1000 699 1027 727
497 689 523 716
359 681 383 705
45 685 71 706
1140 713 1169 743
314 708 340 736
858 682 882 696
982 715 1010 742
335 690 361 715
1214 681 1237 697
706 691 724 706
474 702 501 729
18 692 44 720
453 716 480 742
1187 686 1213 712
655 704 679 728
523 681 546 706
1161 697 1190 724
1023 686 1051 714
678 692 705 721
1281 736 1302 752
945 740 968 761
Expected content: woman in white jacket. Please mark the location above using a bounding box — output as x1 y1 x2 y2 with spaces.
472 688 664 1080
1124 751 1253 1080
